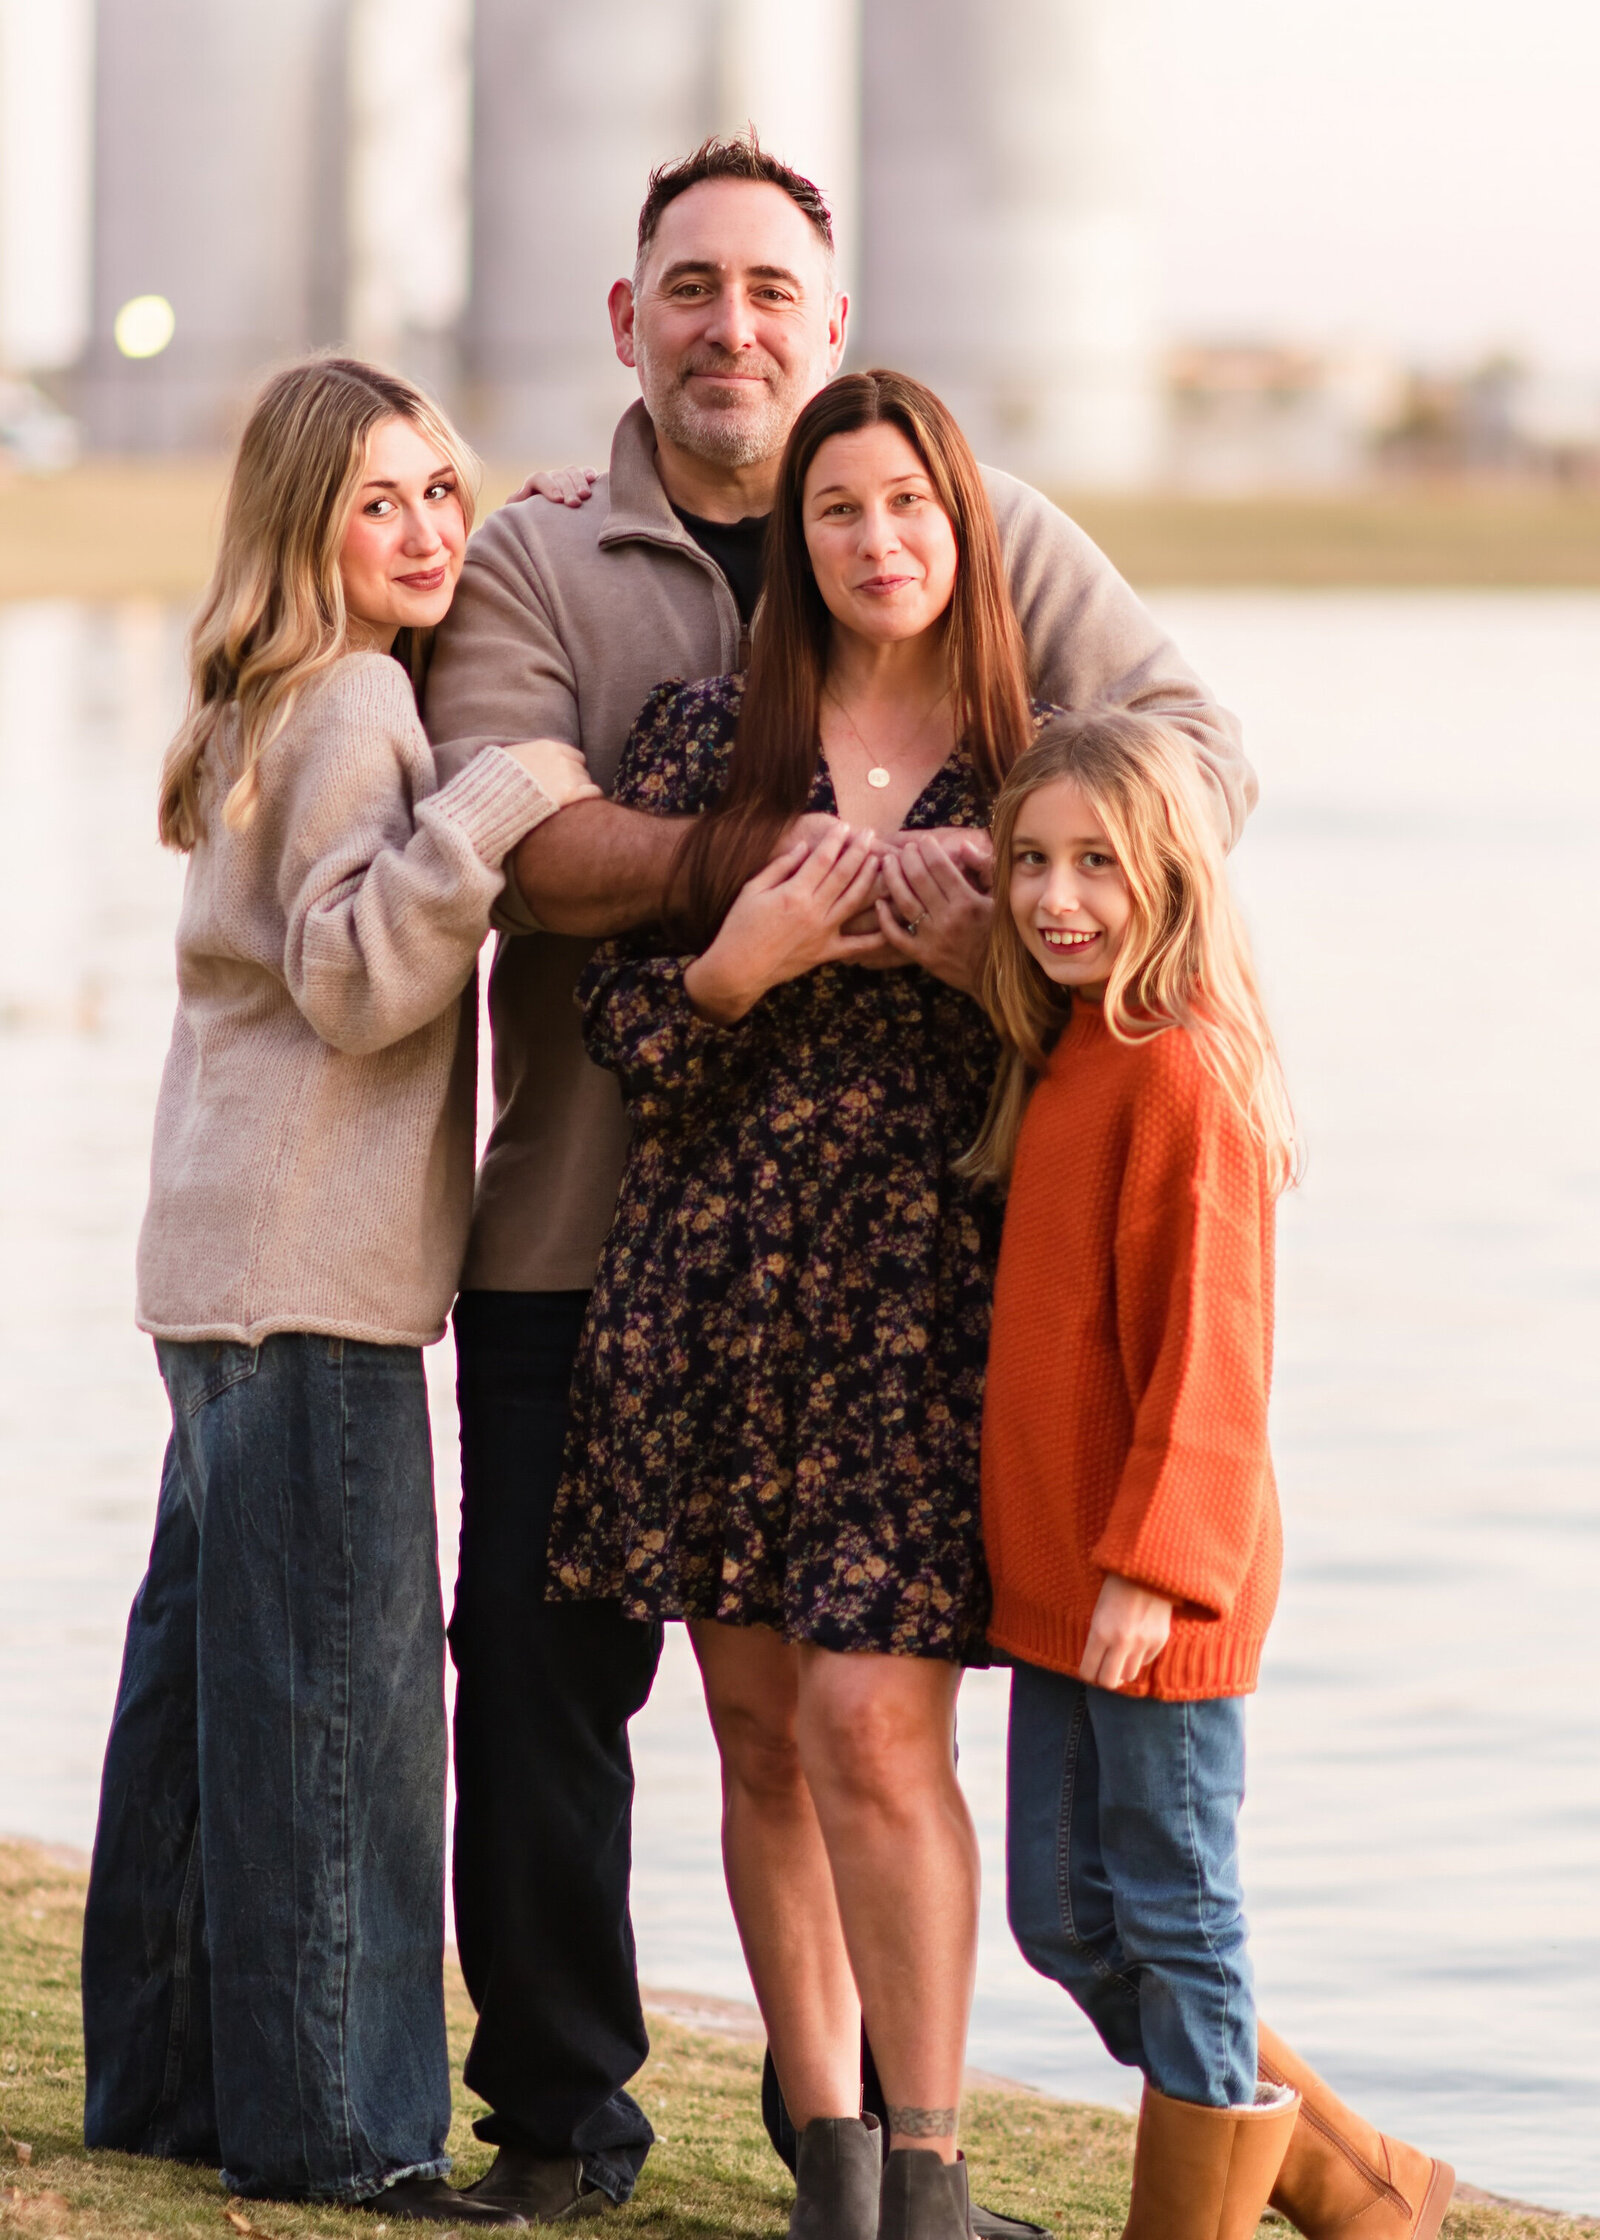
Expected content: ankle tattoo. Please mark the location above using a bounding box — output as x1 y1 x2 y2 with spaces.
887 2105 958 2138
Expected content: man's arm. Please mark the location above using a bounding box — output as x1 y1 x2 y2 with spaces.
984 469 1256 848
512 798 688 937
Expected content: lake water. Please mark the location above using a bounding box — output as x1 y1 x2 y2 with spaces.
1 591 1596 2213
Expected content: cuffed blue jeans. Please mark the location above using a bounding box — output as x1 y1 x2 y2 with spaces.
1005 1659 1256 2108
82 1334 453 2200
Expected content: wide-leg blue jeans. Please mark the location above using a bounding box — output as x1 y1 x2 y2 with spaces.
1005 1659 1257 2108
81 1333 453 2200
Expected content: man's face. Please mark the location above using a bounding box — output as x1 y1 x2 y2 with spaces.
611 178 847 473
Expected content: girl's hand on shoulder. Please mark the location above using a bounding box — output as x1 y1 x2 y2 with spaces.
1080 1573 1173 1693
874 835 994 995
508 466 598 508
504 737 603 808
686 824 884 1022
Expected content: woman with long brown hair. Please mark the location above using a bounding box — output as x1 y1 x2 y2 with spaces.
546 371 1039 2240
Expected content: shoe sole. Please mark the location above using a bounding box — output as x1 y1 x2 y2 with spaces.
462 2194 607 2226
1414 2160 1455 2240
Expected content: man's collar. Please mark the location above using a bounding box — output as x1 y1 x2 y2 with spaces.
600 399 697 551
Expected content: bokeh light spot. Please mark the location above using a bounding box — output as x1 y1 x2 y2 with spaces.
113 295 176 360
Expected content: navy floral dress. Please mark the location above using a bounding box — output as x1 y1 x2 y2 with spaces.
547 673 1009 1661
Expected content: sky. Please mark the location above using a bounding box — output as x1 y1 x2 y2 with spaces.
1147 0 1600 367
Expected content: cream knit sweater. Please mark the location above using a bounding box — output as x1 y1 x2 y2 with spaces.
137 650 555 1348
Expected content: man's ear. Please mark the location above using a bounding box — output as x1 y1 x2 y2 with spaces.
609 278 639 370
828 289 850 376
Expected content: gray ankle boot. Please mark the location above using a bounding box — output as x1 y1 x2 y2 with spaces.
878 2147 972 2239
790 2114 883 2240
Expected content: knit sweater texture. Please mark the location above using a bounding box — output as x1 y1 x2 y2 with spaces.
982 1000 1282 1700
136 651 556 1349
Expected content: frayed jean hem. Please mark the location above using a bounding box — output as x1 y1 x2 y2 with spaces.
222 2154 452 2204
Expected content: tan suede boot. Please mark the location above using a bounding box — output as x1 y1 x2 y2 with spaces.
1122 2080 1299 2240
1257 2024 1455 2240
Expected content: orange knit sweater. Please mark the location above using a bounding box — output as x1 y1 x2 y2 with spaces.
982 1000 1282 1700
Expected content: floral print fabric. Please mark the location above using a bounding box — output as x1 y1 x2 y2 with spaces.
547 673 1007 1661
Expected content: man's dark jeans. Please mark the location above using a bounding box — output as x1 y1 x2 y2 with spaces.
82 1335 453 2201
448 1291 661 2204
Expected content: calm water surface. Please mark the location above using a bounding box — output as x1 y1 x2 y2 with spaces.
1 592 1595 2211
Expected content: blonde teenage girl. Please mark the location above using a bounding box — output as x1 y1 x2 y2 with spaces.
972 712 1453 2240
81 358 595 2221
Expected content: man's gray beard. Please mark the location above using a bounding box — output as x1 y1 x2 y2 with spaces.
643 364 797 473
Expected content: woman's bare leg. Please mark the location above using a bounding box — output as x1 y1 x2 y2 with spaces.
794 1647 978 2163
689 1620 863 2127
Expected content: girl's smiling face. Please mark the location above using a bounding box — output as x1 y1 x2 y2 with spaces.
1008 776 1133 997
337 413 467 649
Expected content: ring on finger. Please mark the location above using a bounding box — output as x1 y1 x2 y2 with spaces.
903 910 928 936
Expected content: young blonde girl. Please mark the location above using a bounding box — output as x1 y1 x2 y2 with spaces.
973 711 1453 2240
81 357 593 2222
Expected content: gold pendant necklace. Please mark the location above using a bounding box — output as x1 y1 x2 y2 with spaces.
825 686 948 796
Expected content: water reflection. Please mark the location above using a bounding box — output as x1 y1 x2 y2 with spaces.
0 593 1595 2212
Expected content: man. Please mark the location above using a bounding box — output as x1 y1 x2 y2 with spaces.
426 135 1251 2228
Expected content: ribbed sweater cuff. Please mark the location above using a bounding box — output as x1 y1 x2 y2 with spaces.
431 744 559 865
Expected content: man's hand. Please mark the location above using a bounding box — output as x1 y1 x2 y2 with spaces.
779 811 871 860
1079 1575 1173 1693
509 466 598 508
873 837 994 996
887 825 994 891
684 826 885 1023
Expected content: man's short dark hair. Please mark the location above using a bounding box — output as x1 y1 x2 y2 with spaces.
635 132 835 275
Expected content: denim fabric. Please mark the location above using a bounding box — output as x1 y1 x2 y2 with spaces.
82 1334 453 2201
1005 1660 1256 2107
447 1291 659 2204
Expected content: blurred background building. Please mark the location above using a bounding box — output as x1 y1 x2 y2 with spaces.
0 0 1596 489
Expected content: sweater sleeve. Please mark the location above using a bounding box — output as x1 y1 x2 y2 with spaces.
273 659 558 1055
984 469 1255 849
1091 1058 1274 1620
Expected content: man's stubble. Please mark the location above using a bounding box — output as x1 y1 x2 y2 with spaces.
635 343 819 476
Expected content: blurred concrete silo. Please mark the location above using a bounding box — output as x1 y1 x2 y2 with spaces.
345 0 473 400
859 0 1161 489
80 0 348 451
462 0 715 460
714 0 860 297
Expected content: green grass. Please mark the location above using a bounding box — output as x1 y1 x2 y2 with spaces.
0 1842 1590 2237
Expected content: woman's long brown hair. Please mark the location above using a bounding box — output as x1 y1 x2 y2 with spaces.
665 368 1034 946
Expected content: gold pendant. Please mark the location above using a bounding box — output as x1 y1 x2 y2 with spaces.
867 766 892 789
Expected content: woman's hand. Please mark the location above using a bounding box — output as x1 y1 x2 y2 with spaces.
1079 1575 1173 1693
685 825 885 1023
873 836 994 995
509 466 598 508
504 737 603 808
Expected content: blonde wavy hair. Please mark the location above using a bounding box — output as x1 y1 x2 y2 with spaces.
964 708 1298 1193
157 355 479 850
